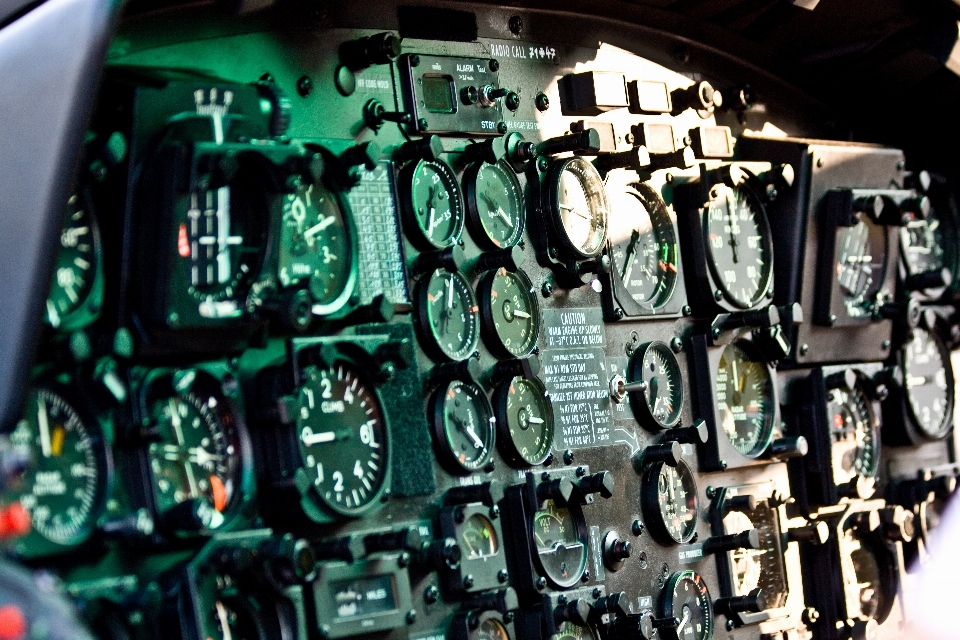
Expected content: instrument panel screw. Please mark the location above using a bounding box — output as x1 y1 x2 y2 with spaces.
398 552 411 567
714 289 723 301
828 314 837 326
670 337 683 353
537 157 549 172
498 569 509 583
297 76 313 97
816 157 824 168
542 281 554 297
489 59 500 72
705 486 717 499
799 343 809 355
407 610 417 624
719 460 728 470
490 504 500 519
418 118 429 130
509 15 523 35
536 577 547 589
712 328 721 340
726 620 735 631
614 308 625 320
463 575 475 589
897 160 905 170
593 588 603 599
497 122 508 134
563 450 575 465
581 570 590 582
681 305 692 316
575 466 586 477
424 585 439 604
632 520 644 536
881 339 891 350
535 93 550 112
410 54 421 67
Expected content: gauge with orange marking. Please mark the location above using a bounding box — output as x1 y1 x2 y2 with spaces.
478 268 541 358
431 379 494 474
493 376 553 467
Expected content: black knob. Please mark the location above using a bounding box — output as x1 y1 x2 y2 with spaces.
900 196 931 219
536 129 602 156
719 84 756 112
776 302 804 325
879 506 915 543
555 599 593 627
906 267 951 291
703 529 760 555
260 535 317 583
603 532 632 571
430 358 482 387
463 136 508 165
365 525 424 554
715 588 766 615
875 297 921 326
426 537 462 570
837 475 875 500
787 521 830 545
362 98 411 130
159 499 211 532
723 494 757 515
850 619 879 640
595 592 629 618
576 254 611 276
476 245 526 273
345 294 395 324
415 245 467 274
634 441 683 471
853 195 885 220
825 369 858 391
505 132 536 166
340 141 380 172
460 86 479 105
664 420 709 445
315 535 366 563
538 477 575 504
491 354 541 383
767 436 808 459
650 615 680 630
481 85 509 105
579 471 615 499
649 146 695 171
752 324 791 362
719 304 780 331
671 81 721 116
464 587 518 614
340 32 402 70
255 80 292 136
611 611 661 640
593 147 652 173
394 135 444 164
444 479 503 507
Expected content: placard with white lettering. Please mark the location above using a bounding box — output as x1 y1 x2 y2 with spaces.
543 347 613 449
543 307 606 349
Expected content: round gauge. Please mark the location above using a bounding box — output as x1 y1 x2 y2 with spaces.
460 513 500 559
295 363 388 516
836 217 888 318
46 192 101 329
277 177 355 314
473 617 511 640
198 573 288 640
900 209 949 288
545 157 608 258
607 184 679 309
902 328 953 440
703 182 773 309
431 379 495 473
531 499 589 589
723 504 788 609
478 268 541 358
827 376 880 487
555 621 600 640
400 158 464 249
464 160 524 249
7 388 108 548
416 269 481 361
841 527 897 624
629 341 684 430
658 571 714 640
715 340 776 458
724 511 762 593
145 373 246 531
642 459 699 545
494 376 554 467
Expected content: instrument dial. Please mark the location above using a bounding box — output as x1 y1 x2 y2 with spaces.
903 328 953 439
642 459 698 545
607 185 679 308
658 571 714 640
840 526 897 624
464 160 524 249
531 499 588 589
46 193 100 328
8 388 107 547
836 218 888 318
722 500 788 610
704 183 773 309
494 376 554 467
401 159 464 249
479 268 541 358
827 377 880 487
629 341 684 430
715 340 775 458
460 513 499 559
296 364 388 516
555 622 599 640
431 380 495 474
416 269 481 361
900 212 947 282
473 617 511 640
546 158 608 258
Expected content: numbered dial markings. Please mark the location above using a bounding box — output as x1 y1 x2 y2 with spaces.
531 499 588 589
715 341 776 458
432 380 495 473
404 159 464 249
723 505 788 609
465 160 524 248
417 269 481 361
297 364 388 515
630 341 684 430
479 268 541 358
474 618 511 640
494 376 554 467
47 194 99 327
827 377 880 485
836 218 888 318
460 513 500 559
901 214 946 280
903 328 953 439
7 389 106 547
842 527 896 623
704 183 773 309
547 158 608 258
659 571 714 640
642 460 699 545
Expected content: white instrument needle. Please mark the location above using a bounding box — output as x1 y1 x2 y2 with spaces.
38 395 52 458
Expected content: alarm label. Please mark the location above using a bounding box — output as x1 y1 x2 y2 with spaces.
542 346 613 450
543 307 606 348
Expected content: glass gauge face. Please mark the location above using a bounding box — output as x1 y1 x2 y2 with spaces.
715 341 775 457
841 529 895 623
704 183 772 308
202 577 277 640
550 158 608 258
900 214 945 278
433 380 495 473
607 186 679 308
531 499 588 588
460 513 499 559
408 159 464 249
836 218 888 318
296 364 388 515
474 618 511 640
722 503 788 610
495 376 554 467
659 571 713 640
827 379 880 484
7 389 106 546
480 268 541 358
147 386 243 529
466 160 524 248
46 194 98 327
418 269 480 361
555 622 599 640
643 460 698 545
631 341 684 429
278 179 352 309
903 328 953 439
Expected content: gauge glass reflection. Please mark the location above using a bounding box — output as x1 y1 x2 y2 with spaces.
460 513 499 559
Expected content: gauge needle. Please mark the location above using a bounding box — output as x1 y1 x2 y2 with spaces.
529 416 545 424
189 446 221 467
726 192 740 264
215 601 233 640
514 309 532 319
496 206 512 226
465 425 484 449
447 274 455 309
304 216 336 239
37 395 52 458
558 203 589 220
426 186 436 234
732 360 741 391
169 399 199 496
676 608 691 636
302 428 337 446
621 229 641 283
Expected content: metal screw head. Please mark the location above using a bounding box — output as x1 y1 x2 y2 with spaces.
828 314 837 326
897 160 906 171
410 54 421 67
463 575 475 589
712 328 721 339
489 59 500 72
424 585 439 604
632 520 645 536
297 76 313 97
881 339 891 350
581 570 590 582
563 450 575 465
714 289 724 301
536 577 547 589
548 246 558 259
719 460 728 470
725 620 735 631
670 337 683 353
535 92 550 112
490 504 500 519
537 157 549 172
418 118 429 130
681 305 692 316
637 551 648 569
614 308 625 320
398 551 411 567
576 466 586 477
799 343 809 356
508 15 523 35
407 610 417 625
705 486 717 499
816 157 824 168
497 121 508 134
498 569 509 583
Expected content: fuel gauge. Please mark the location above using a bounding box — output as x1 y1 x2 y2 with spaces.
531 499 589 589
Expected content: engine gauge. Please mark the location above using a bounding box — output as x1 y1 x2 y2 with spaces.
720 499 788 613
144 371 247 531
555 621 600 640
835 217 888 318
277 176 355 315
46 192 102 330
531 499 589 589
464 160 524 249
399 158 464 250
494 376 554 467
714 340 776 458
6 388 108 550
840 527 897 624
901 214 946 283
460 513 499 559
416 269 481 361
295 363 388 516
607 184 679 309
629 341 683 431
658 571 714 640
901 327 953 440
827 376 880 489
197 573 292 640
642 459 698 545
478 268 541 358
431 379 495 474
703 183 773 309
544 157 608 259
